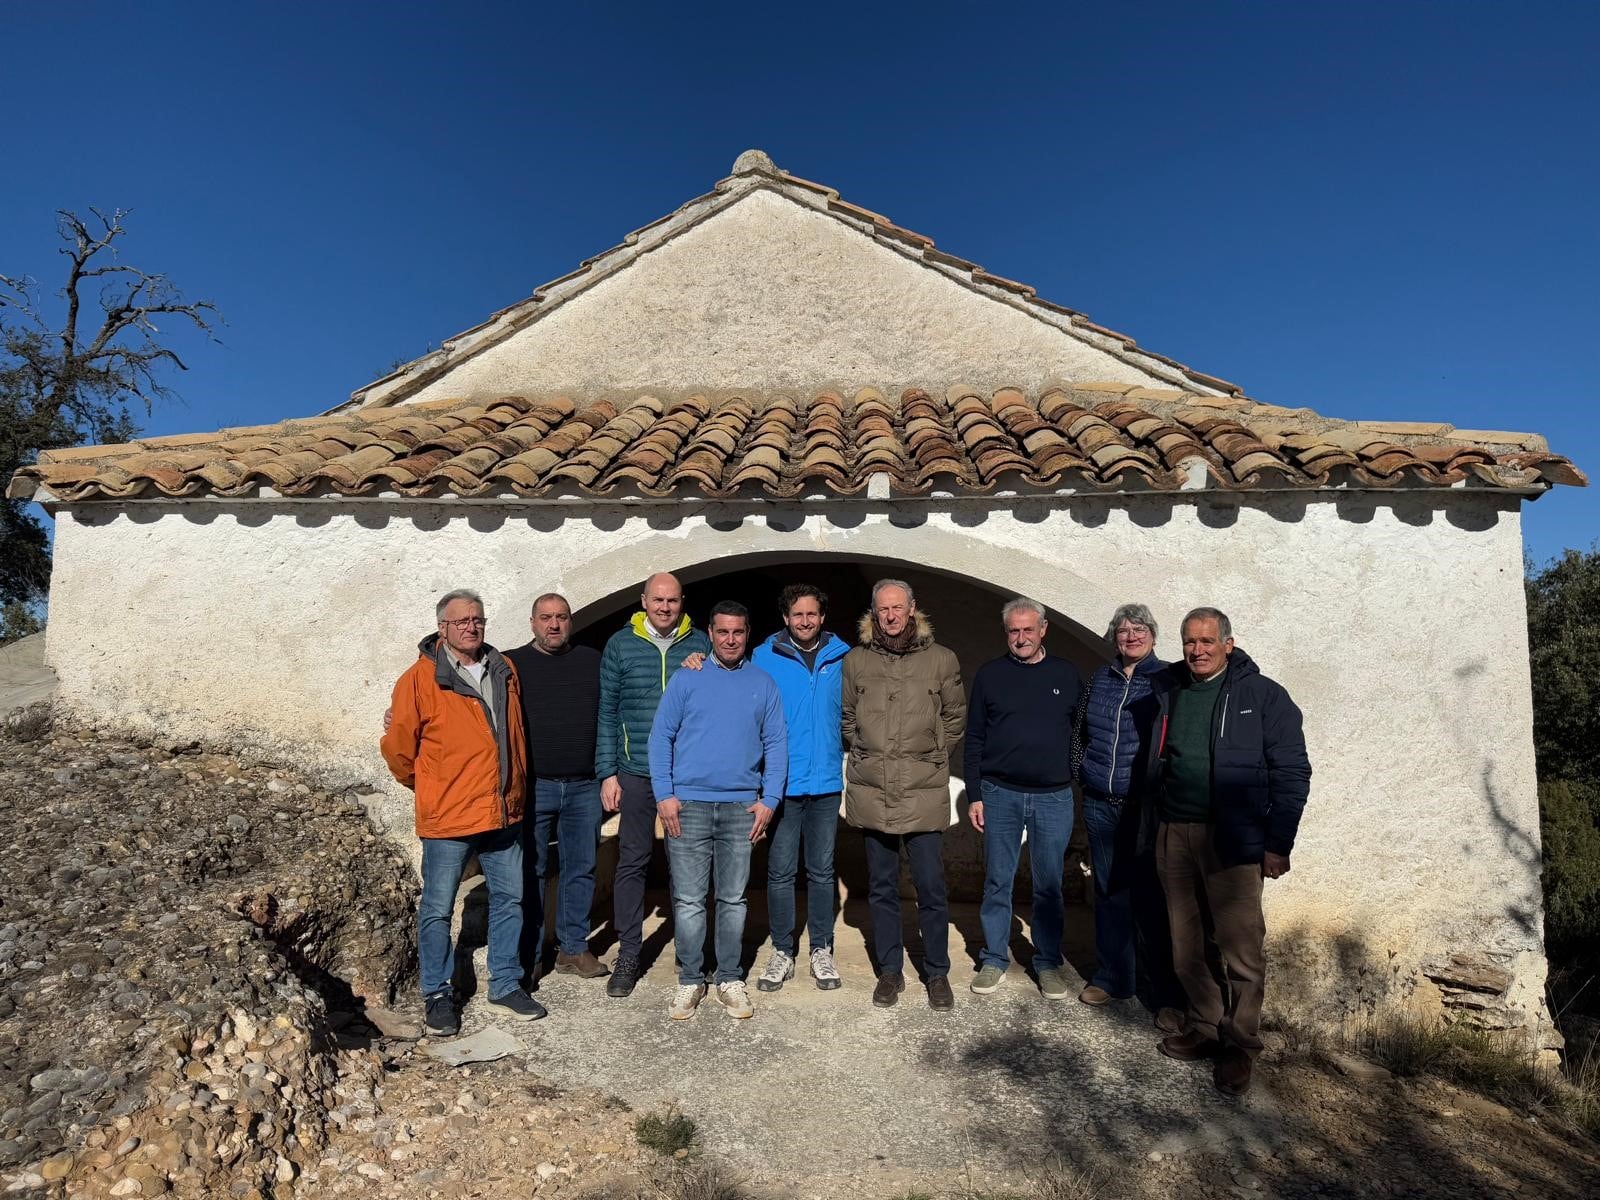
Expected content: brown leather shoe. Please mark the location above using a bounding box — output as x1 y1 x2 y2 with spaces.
1159 1028 1222 1061
1214 1045 1254 1095
1155 1006 1186 1035
554 951 609 979
872 972 905 1008
927 975 955 1011
1078 985 1114 1006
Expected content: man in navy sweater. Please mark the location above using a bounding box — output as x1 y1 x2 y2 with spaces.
649 600 787 1021
964 597 1085 1000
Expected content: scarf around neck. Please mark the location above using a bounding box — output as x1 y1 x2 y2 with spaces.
872 619 919 655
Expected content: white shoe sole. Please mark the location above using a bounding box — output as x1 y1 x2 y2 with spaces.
756 965 793 993
970 976 1004 995
716 992 754 1019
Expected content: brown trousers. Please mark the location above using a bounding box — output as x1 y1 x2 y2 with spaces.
1155 821 1266 1053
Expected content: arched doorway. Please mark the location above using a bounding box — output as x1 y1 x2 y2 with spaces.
570 551 1108 982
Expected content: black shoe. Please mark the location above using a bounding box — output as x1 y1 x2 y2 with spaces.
927 975 955 1011
424 992 459 1038
872 972 905 1008
487 987 548 1021
607 954 641 998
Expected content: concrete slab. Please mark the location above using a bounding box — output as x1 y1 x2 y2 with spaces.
444 883 1287 1190
0 633 55 715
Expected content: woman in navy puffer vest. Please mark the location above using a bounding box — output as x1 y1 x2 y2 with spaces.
1074 603 1183 1019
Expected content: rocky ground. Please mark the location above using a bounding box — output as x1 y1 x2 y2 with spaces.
1 705 1598 1200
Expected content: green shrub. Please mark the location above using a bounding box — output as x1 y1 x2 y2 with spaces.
1540 778 1600 963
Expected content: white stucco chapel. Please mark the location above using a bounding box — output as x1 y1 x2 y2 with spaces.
11 151 1585 1047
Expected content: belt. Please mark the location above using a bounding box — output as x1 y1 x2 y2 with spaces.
536 773 596 783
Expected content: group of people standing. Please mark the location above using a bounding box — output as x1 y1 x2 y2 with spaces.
379 570 1311 1097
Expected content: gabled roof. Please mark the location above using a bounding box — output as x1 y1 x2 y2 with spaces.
335 150 1245 412
9 383 1583 504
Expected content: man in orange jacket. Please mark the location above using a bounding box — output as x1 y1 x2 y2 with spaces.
381 588 544 1036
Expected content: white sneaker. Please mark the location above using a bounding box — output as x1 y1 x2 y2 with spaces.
668 983 706 1020
810 946 842 990
756 949 795 992
716 980 755 1019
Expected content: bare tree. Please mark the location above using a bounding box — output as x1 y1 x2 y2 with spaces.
0 208 221 604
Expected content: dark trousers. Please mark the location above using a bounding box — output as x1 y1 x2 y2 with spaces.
613 771 659 961
862 828 949 978
1083 795 1183 1009
1156 820 1267 1053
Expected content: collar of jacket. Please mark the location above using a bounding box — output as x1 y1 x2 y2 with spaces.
769 629 846 660
856 610 935 653
418 632 511 688
629 611 693 643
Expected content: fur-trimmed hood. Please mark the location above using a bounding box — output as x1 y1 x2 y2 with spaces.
856 610 935 653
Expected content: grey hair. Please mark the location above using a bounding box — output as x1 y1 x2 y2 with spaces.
1181 606 1233 640
1001 596 1046 625
435 589 485 622
871 578 915 606
1104 602 1158 643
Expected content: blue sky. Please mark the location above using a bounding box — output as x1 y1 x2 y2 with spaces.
2 2 1595 564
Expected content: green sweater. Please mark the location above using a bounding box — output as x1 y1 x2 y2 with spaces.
1161 670 1225 822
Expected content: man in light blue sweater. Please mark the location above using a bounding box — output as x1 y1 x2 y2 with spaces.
649 600 787 1021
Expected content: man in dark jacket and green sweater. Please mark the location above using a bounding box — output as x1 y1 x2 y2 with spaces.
1151 606 1311 1097
596 572 711 998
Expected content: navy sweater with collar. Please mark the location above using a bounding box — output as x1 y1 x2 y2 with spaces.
963 653 1085 798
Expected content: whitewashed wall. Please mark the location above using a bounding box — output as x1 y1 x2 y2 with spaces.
43 492 1547 1037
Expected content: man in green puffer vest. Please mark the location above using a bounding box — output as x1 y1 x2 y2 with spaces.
596 571 711 998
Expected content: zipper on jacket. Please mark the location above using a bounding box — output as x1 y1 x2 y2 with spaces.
1105 669 1134 794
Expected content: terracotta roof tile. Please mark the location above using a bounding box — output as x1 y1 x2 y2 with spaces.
7 385 1585 503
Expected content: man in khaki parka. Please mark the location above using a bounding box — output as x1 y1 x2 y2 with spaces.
842 578 967 1010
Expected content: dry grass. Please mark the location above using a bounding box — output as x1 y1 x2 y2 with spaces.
1352 1011 1600 1139
634 1106 700 1158
886 1155 1104 1200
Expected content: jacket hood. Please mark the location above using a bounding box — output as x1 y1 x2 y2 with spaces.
1221 647 1260 681
856 610 935 652
629 611 693 642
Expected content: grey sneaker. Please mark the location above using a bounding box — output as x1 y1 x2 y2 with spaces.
809 947 842 990
487 987 548 1021
668 983 707 1020
1038 967 1073 1000
757 949 795 992
716 980 755 1018
970 965 1006 995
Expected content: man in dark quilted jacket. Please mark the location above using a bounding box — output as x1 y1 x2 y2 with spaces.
1150 606 1311 1097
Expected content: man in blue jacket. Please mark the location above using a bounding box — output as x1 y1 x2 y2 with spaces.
596 572 711 999
751 584 852 992
649 600 787 1021
1150 607 1312 1097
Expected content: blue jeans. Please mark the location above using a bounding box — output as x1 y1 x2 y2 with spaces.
418 825 525 1001
665 801 755 985
766 792 841 956
977 781 1073 973
524 777 604 956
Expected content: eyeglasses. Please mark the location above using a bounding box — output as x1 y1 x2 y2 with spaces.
442 617 487 630
1115 625 1151 638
